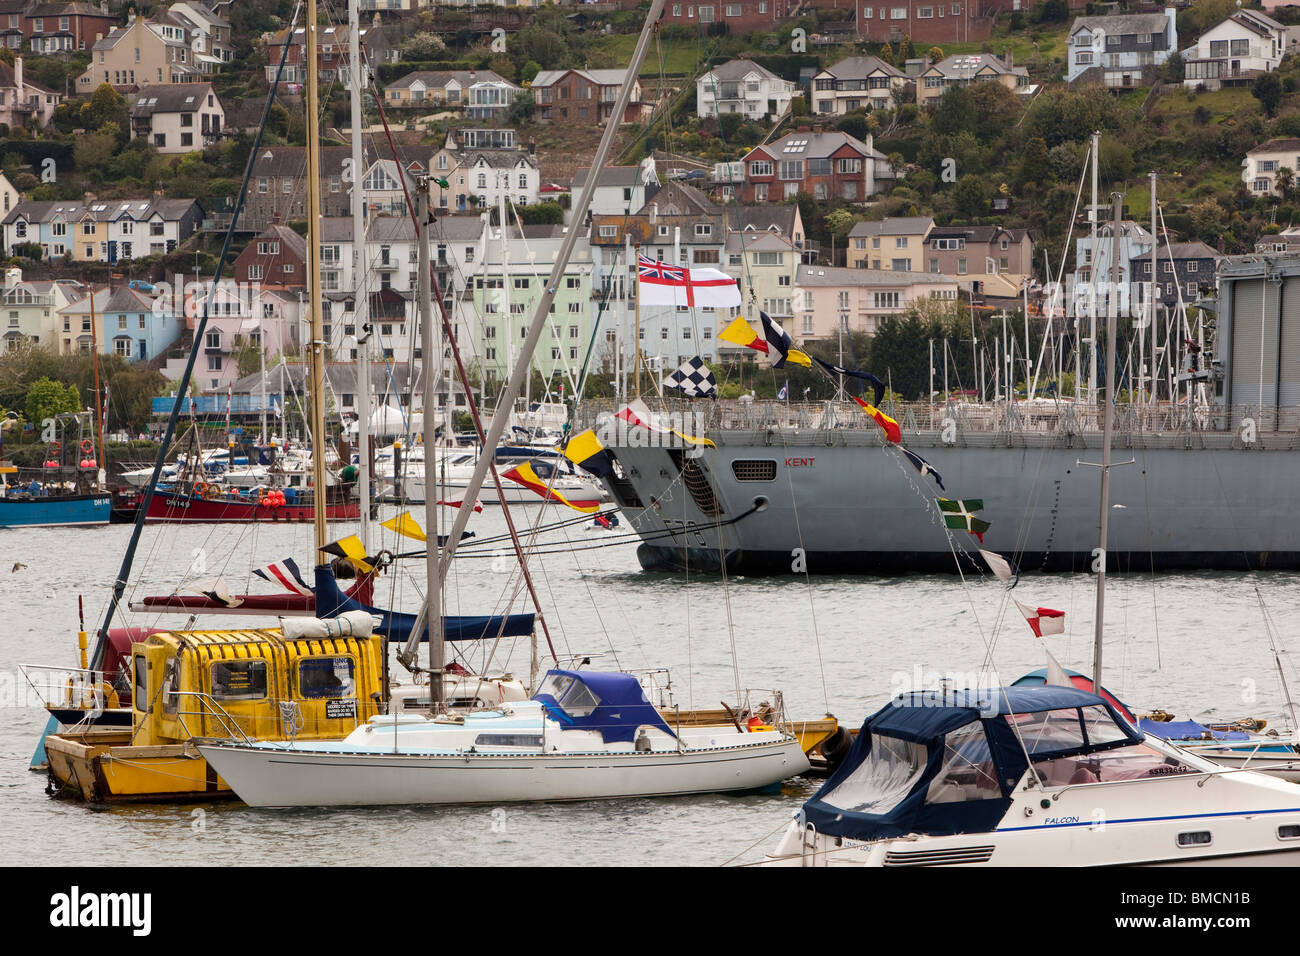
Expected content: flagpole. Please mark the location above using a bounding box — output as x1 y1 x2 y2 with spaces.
634 243 642 401
1094 191 1122 694
418 178 444 711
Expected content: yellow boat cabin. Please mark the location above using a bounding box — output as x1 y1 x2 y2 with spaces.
45 614 384 803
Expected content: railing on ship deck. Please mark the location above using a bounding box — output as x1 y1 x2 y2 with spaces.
574 399 1300 442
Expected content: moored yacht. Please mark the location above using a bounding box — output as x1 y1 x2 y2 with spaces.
198 668 809 807
764 685 1300 867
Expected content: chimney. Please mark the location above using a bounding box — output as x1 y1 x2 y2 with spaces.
153 189 164 202
1005 49 1013 68
812 123 823 134
650 202 658 225
528 137 536 157
84 191 97 203
14 56 21 97
866 133 874 154
797 125 811 133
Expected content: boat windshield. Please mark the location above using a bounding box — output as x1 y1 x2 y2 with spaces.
1033 743 1199 785
1005 704 1134 757
820 733 928 815
924 721 1003 804
535 672 601 717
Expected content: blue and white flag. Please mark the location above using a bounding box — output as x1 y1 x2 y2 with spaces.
777 381 788 401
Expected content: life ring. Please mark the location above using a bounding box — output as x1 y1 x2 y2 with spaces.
192 481 208 497
204 484 220 499
80 439 93 456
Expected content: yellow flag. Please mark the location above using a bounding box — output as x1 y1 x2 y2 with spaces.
381 512 426 542
785 348 813 368
322 533 374 573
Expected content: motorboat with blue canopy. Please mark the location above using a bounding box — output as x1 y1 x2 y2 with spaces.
532 669 677 743
801 685 1143 843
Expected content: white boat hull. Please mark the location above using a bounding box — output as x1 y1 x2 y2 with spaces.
199 737 807 807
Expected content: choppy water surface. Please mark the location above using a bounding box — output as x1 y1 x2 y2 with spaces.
4 506 1298 866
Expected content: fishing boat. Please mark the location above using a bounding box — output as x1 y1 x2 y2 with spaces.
142 478 359 523
0 414 111 529
763 685 1300 867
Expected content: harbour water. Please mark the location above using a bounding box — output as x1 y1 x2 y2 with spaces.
4 505 1298 866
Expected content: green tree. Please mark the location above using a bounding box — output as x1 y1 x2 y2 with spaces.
26 377 81 425
954 174 987 220
1253 72 1283 118
899 35 915 60
927 46 943 61
879 43 895 65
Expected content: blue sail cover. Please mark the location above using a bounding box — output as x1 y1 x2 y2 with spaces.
312 565 535 643
802 686 1140 842
532 669 676 744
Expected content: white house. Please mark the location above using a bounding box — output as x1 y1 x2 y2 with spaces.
1243 137 1300 196
696 59 796 124
570 166 657 219
128 83 224 154
1066 8 1177 87
1185 9 1288 90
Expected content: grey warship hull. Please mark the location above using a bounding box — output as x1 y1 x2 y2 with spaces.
595 403 1300 575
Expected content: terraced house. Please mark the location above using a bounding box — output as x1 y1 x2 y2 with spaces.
2 196 202 262
23 2 116 54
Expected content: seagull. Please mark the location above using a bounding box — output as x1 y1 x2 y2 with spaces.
11 562 26 572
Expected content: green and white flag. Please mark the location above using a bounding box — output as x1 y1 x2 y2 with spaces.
938 498 991 538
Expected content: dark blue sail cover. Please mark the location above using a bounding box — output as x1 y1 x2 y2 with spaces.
802 686 1141 842
531 669 677 744
312 565 535 643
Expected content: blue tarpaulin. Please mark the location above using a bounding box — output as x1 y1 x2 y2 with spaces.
532 669 675 744
1139 719 1253 742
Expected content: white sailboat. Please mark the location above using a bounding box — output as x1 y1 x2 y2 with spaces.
758 193 1300 867
198 0 810 808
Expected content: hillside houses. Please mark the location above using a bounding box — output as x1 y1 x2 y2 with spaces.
1185 8 1288 89
2 196 202 263
740 128 896 203
696 59 796 124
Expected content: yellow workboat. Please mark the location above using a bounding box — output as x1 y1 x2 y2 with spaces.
44 615 385 803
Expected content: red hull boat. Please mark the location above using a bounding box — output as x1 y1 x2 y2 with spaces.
143 487 359 524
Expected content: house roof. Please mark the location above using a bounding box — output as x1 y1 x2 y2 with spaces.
385 69 512 91
28 3 113 17
702 58 786 83
249 223 307 261
819 55 907 80
795 264 955 287
129 83 217 116
925 53 1025 79
1129 240 1223 261
751 130 887 162
636 180 719 217
1070 11 1170 37
572 166 648 189
1231 9 1285 35
250 145 352 180
532 68 629 89
849 216 934 238
728 204 800 236
927 224 1029 243
1250 137 1300 154
0 61 56 94
3 197 200 226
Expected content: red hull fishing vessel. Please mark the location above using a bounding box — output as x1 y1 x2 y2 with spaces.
143 483 359 523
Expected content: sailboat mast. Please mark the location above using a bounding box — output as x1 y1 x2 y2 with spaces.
1094 191 1122 691
1088 130 1099 406
397 0 667 670
350 0 371 544
418 180 444 708
306 0 328 556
